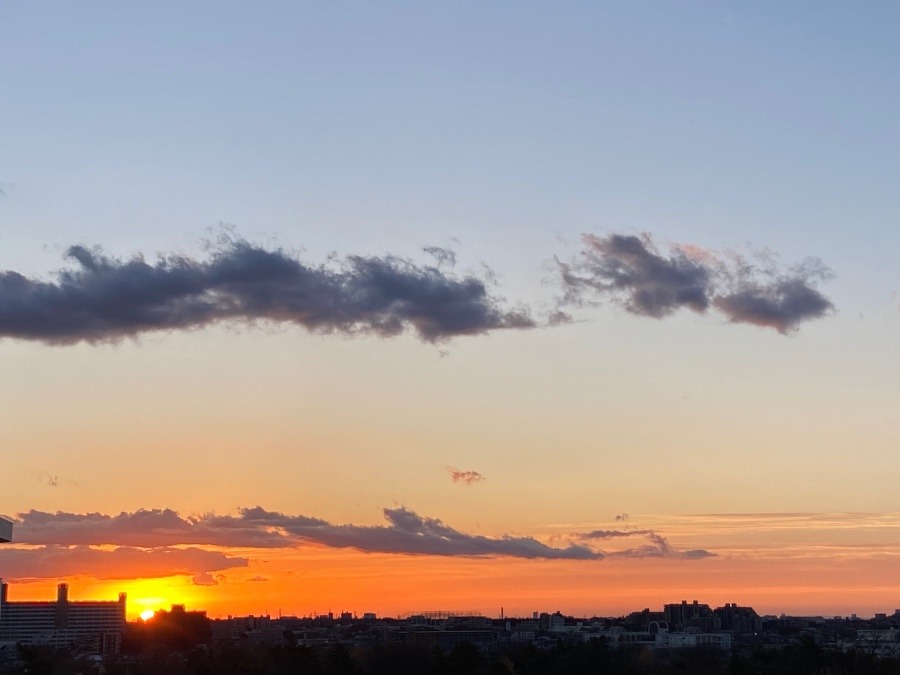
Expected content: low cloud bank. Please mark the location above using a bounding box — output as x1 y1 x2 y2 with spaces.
13 507 597 560
11 507 716 567
0 546 247 582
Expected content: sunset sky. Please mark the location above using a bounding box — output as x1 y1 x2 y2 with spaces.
2 2 900 621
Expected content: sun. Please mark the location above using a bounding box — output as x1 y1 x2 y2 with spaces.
139 609 155 621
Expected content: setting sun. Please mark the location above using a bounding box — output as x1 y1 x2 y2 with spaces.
139 609 155 622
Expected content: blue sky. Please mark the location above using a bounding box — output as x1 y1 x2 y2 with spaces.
5 3 900 283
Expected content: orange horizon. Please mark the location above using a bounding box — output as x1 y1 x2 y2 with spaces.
4 550 899 622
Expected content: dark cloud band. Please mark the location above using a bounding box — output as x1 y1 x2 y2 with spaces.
0 238 534 344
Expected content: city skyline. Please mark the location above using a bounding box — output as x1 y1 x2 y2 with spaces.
2 3 900 622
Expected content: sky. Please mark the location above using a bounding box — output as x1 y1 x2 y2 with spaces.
1 2 899 620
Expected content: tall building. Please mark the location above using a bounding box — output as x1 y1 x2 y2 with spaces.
0 518 10 622
0 583 126 654
663 600 716 632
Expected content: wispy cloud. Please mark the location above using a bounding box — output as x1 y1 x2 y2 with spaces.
422 246 457 268
0 236 535 345
447 467 485 486
577 529 642 539
558 233 834 333
574 528 716 560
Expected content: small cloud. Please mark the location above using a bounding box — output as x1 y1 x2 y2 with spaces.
681 549 717 559
447 467 485 486
248 576 269 582
615 513 629 522
192 572 219 586
37 472 58 487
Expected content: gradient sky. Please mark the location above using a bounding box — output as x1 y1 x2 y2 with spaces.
2 2 900 620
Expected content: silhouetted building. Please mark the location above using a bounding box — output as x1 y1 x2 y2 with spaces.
126 604 211 652
664 600 716 631
714 603 762 634
0 519 11 543
625 608 665 629
0 583 126 654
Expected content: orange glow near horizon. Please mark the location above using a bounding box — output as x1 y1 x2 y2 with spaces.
6 512 900 621
6 554 900 622
46 544 900 621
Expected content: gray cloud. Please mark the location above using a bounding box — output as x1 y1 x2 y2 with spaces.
559 234 710 317
0 546 247 582
447 468 485 486
559 233 833 333
714 278 834 333
0 238 534 345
